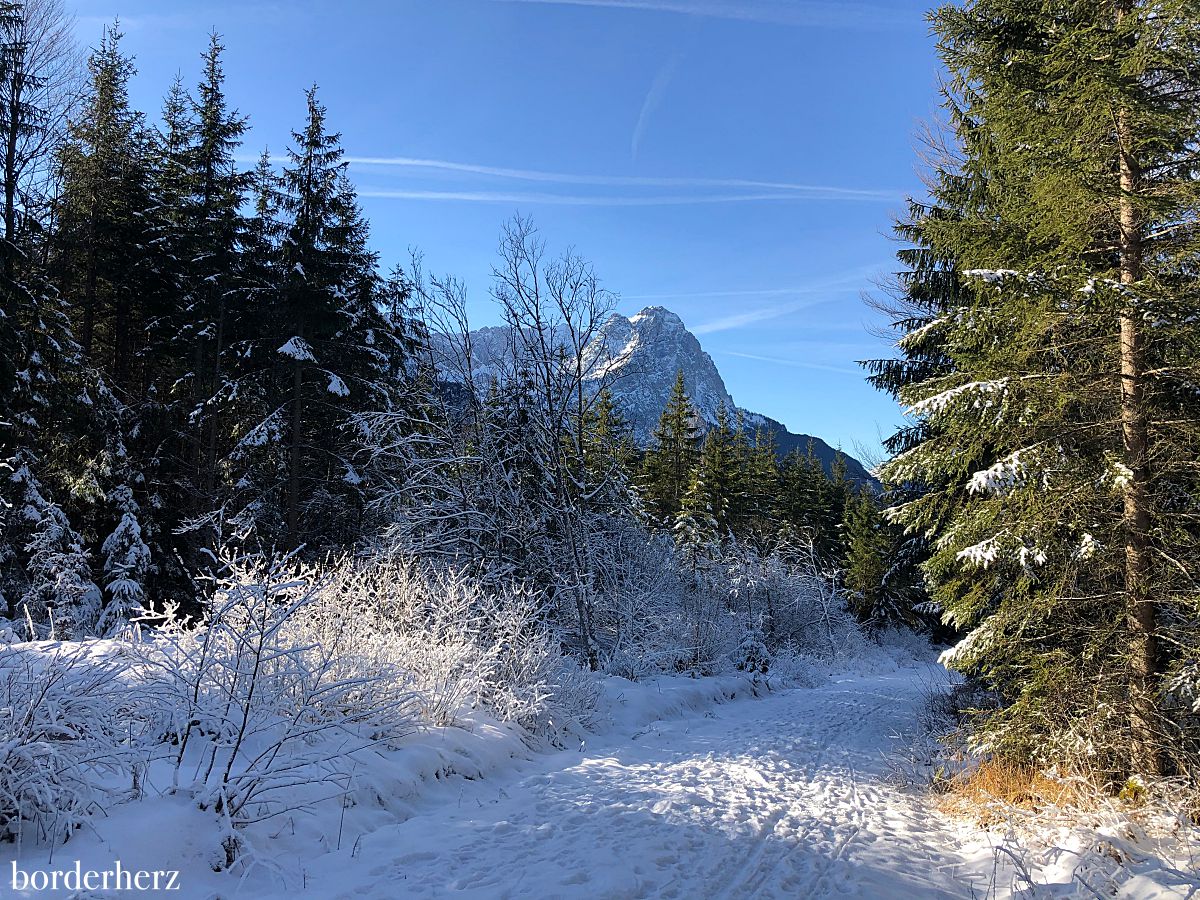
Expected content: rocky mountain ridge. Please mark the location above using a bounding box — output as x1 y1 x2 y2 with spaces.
433 305 873 483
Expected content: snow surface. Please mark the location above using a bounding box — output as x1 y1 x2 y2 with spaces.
4 649 1194 898
288 664 985 899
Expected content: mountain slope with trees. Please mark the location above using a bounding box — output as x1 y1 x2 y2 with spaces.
433 303 875 483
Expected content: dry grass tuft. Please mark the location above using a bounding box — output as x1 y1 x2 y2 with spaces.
941 759 1098 826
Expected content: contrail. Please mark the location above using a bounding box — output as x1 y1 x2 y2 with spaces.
629 263 887 304
355 188 889 205
342 156 900 200
486 0 915 30
692 297 840 334
719 350 861 375
632 52 684 160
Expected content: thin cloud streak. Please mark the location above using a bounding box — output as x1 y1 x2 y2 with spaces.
720 350 861 376
627 283 865 301
488 0 915 29
76 3 296 35
693 297 838 334
635 263 886 307
341 156 900 200
235 152 901 201
632 52 683 160
357 188 888 206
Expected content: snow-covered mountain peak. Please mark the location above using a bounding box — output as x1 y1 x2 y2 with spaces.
628 305 686 329
432 305 874 482
584 307 735 441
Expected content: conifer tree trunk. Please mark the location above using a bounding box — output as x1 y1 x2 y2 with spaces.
287 353 303 548
81 203 98 357
202 297 225 497
4 78 20 257
1115 0 1161 777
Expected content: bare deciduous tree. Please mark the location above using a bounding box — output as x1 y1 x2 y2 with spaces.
491 215 622 668
0 0 82 258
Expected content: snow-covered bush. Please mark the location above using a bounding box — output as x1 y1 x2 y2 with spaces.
662 569 747 675
590 533 867 678
731 634 772 674
591 526 680 671
594 559 742 677
313 556 568 733
544 660 605 737
0 545 603 862
0 644 135 842
758 540 863 659
763 645 823 687
128 551 422 843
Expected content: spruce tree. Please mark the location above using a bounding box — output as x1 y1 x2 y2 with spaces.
778 442 841 557
96 481 150 633
675 467 719 572
54 25 159 390
8 453 102 637
183 33 250 502
878 0 1200 777
693 402 738 534
217 146 285 538
642 369 701 523
739 426 779 540
0 2 99 632
150 33 252 571
269 86 404 550
843 490 918 630
581 386 636 512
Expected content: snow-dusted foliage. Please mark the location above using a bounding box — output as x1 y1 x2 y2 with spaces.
8 458 102 639
307 557 576 734
588 532 864 679
97 485 152 635
0 644 134 841
275 336 316 362
127 551 422 836
0 546 594 852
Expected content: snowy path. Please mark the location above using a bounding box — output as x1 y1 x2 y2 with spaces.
295 667 987 899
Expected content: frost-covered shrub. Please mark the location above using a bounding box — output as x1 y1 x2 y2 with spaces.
590 527 679 653
128 551 422 834
765 645 823 688
476 587 559 729
0 644 134 841
601 645 660 681
592 534 867 678
544 660 605 736
292 555 576 734
599 566 742 676
282 557 472 727
666 571 747 674
117 546 592 849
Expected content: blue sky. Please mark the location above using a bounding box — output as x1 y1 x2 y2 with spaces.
69 0 941 460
